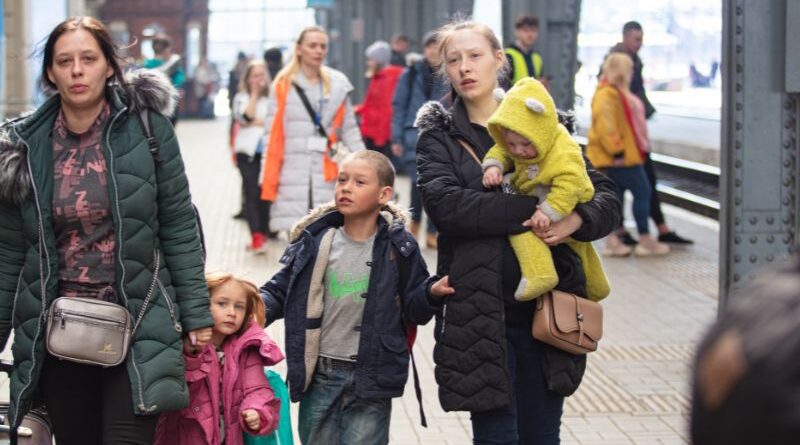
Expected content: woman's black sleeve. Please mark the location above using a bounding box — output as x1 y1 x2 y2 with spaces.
570 157 622 242
416 132 539 238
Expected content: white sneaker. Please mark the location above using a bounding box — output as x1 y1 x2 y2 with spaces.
603 243 633 257
634 241 670 256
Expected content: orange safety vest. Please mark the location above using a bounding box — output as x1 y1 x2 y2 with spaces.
261 77 346 201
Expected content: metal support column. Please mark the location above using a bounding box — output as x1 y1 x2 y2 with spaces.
502 0 581 109
2 0 32 118
719 0 799 308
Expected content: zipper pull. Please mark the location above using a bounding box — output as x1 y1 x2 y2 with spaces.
174 322 183 333
59 312 65 329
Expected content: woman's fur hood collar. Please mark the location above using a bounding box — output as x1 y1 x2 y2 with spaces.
414 100 454 135
0 69 178 205
289 201 411 242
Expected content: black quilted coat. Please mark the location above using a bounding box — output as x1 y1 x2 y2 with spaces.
415 98 621 412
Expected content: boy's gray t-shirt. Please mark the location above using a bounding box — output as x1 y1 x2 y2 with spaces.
319 227 375 362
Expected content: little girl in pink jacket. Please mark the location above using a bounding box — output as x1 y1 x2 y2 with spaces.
154 272 285 445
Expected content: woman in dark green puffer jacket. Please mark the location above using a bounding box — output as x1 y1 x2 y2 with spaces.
0 17 213 444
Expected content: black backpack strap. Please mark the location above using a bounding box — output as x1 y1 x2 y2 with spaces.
394 246 427 428
135 109 206 261
292 82 327 138
404 64 417 111
135 109 161 163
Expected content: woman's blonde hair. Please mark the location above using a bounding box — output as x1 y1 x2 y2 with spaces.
206 272 266 334
435 18 509 84
238 59 270 97
601 53 633 89
273 26 332 94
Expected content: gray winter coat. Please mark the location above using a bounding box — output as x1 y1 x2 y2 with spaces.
265 68 365 232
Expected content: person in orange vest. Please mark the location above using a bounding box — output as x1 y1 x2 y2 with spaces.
261 26 365 233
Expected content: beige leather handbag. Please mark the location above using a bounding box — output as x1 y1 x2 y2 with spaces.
532 290 603 355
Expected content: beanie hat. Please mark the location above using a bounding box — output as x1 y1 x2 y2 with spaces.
365 40 391 67
488 77 559 160
422 31 438 47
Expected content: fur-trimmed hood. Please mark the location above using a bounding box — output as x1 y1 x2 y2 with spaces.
0 69 178 205
289 201 410 242
414 100 454 135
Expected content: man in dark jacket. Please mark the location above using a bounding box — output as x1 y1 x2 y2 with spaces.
390 33 411 67
608 21 654 118
391 31 449 248
607 21 694 246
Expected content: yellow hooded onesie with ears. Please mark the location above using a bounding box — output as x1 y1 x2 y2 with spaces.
483 77 610 302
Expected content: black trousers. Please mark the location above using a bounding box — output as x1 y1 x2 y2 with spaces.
365 137 392 158
642 153 666 226
39 354 159 445
236 152 270 235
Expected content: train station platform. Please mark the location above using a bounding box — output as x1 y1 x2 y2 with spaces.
185 118 719 444
0 117 721 444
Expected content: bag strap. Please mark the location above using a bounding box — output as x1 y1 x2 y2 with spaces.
292 82 327 138
135 108 161 163
404 64 417 111
456 138 482 165
393 247 428 428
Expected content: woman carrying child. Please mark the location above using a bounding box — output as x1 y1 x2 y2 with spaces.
415 19 620 444
154 272 284 445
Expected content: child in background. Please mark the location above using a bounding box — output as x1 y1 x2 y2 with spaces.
482 77 610 301
260 150 453 445
154 272 285 445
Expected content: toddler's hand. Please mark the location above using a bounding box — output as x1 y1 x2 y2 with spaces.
532 208 552 230
188 327 213 348
482 167 503 188
182 337 199 356
430 276 455 298
242 409 260 431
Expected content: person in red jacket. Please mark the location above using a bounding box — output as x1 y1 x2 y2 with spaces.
356 40 404 158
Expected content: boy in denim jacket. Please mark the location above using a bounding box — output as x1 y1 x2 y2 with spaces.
260 151 452 444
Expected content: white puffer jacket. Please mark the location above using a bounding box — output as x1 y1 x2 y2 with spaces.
263 68 365 231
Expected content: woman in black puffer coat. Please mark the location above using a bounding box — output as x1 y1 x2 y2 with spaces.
415 19 621 445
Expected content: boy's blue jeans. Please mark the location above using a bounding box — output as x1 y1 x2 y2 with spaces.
298 357 392 445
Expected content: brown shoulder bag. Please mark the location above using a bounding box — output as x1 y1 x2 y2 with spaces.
532 290 603 355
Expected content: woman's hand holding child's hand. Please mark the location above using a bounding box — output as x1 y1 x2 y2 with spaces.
430 276 456 298
525 210 583 246
482 166 503 188
241 409 260 431
187 327 213 351
530 208 551 230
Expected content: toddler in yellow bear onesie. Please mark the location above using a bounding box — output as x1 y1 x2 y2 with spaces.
482 77 610 302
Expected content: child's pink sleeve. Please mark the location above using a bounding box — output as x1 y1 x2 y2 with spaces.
238 348 281 436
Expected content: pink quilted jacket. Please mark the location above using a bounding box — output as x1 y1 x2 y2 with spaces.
153 321 285 445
